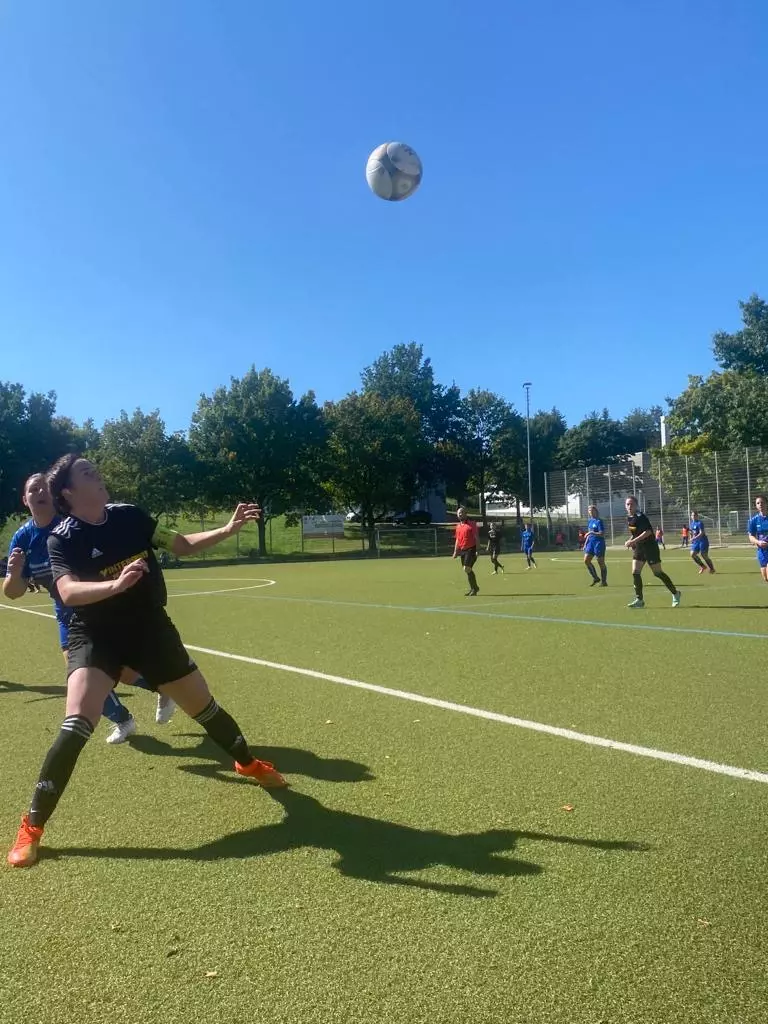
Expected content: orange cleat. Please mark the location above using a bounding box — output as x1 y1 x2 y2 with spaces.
7 816 44 868
235 758 287 788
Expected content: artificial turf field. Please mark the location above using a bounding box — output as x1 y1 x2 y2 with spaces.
1 547 767 1024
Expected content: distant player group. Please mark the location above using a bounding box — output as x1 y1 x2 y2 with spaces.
453 493 768 605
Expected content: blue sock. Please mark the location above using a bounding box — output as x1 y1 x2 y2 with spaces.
102 691 131 725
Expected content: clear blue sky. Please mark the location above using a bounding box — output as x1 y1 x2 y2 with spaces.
2 0 767 433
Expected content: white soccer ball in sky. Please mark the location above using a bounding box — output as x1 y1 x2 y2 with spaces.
365 142 423 202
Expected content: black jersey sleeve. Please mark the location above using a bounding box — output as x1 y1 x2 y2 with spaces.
47 533 76 581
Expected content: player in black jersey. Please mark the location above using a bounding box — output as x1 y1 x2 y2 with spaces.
487 520 504 574
624 495 681 609
8 455 287 868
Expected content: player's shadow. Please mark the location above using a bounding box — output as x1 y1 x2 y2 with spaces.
58 787 647 897
0 679 66 702
128 733 375 784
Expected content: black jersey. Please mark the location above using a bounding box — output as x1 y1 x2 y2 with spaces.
627 511 659 557
47 503 166 631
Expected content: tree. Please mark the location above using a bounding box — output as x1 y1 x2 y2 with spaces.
459 390 521 518
712 294 768 374
528 408 567 510
666 371 768 451
622 406 663 452
0 382 82 528
189 367 326 555
324 392 426 544
93 409 191 515
556 410 636 468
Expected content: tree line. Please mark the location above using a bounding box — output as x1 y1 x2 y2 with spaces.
1 295 764 551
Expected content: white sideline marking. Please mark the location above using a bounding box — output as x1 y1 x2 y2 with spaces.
2 602 766 785
184 645 768 785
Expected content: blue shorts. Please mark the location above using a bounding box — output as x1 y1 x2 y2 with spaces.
757 549 768 568
58 619 70 650
523 545 534 555
691 538 709 554
583 538 605 557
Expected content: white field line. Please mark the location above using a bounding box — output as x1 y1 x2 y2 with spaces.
2 602 767 785
236 593 768 641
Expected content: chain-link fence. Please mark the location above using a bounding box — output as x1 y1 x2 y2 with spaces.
544 447 768 547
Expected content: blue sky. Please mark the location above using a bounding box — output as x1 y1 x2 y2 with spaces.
1 0 767 434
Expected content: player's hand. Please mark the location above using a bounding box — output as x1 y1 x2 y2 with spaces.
624 539 634 549
112 559 148 594
6 547 26 578
759 540 768 549
226 503 262 534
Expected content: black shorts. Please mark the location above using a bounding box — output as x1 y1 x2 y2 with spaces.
489 542 501 555
66 610 197 690
633 541 662 566
459 547 478 568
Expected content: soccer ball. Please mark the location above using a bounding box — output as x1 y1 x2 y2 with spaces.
365 142 423 202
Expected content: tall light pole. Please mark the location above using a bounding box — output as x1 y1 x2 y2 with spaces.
523 381 533 521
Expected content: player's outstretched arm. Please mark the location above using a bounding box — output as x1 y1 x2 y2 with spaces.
163 503 261 557
57 561 148 606
3 548 30 600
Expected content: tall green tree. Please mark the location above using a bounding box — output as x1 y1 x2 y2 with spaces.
712 294 768 374
189 367 326 555
557 410 636 468
459 390 520 517
666 370 768 451
324 392 426 543
93 409 191 515
0 382 81 527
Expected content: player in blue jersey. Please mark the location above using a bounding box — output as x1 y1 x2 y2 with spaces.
689 511 715 574
583 505 608 587
520 524 537 569
747 494 768 583
3 473 175 741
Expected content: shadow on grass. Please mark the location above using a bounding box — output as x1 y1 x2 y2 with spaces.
55 787 647 897
128 733 375 784
0 679 66 702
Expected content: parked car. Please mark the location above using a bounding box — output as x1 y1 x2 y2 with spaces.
392 510 432 527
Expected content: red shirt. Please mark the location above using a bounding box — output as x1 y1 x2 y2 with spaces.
455 521 478 550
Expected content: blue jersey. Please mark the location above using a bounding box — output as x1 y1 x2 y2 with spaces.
690 518 705 539
748 514 768 542
587 517 604 537
7 517 69 626
521 529 534 550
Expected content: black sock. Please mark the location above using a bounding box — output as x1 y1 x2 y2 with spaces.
601 566 607 583
194 698 253 765
692 554 704 567
632 572 644 599
704 557 715 570
28 715 93 828
656 571 678 594
587 563 599 581
530 556 536 566
467 570 478 591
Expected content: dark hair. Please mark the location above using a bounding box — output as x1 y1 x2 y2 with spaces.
691 510 698 517
22 472 46 494
47 453 82 514
756 494 768 504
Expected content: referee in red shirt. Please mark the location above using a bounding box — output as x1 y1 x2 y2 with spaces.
453 507 480 596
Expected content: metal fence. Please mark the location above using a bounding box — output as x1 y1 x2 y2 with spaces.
544 447 768 546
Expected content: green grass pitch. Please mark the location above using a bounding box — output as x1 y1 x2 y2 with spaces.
1 547 767 1024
